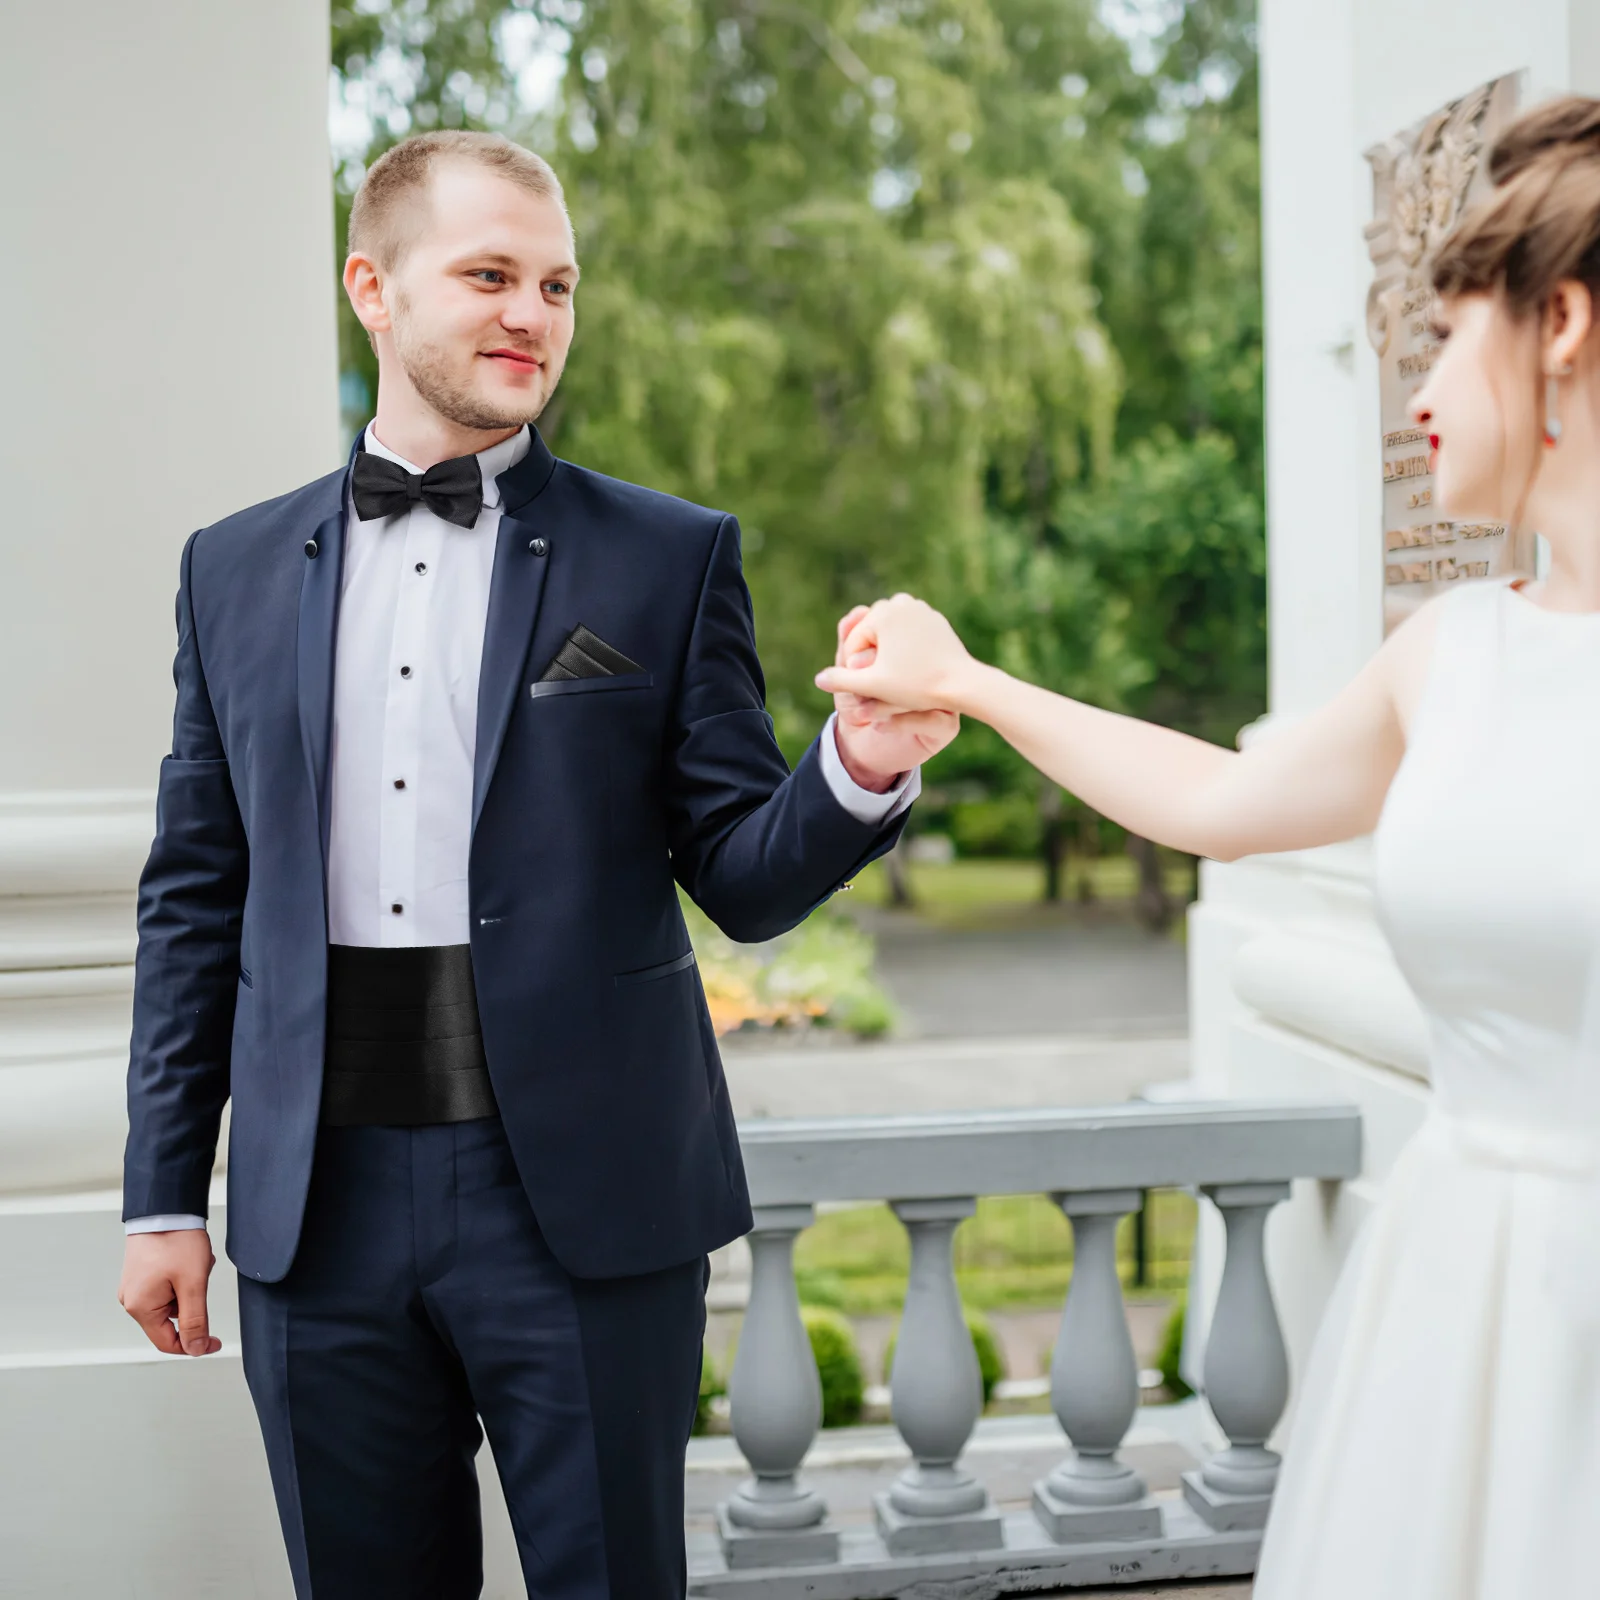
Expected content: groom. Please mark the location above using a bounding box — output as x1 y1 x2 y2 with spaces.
118 130 956 1598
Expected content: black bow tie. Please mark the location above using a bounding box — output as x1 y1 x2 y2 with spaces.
351 449 484 530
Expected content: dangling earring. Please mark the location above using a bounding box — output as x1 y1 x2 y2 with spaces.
1544 362 1574 448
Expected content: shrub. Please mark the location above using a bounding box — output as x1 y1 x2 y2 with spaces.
802 1306 865 1428
947 793 1042 859
694 1346 724 1436
885 1307 1007 1406
1156 1297 1193 1399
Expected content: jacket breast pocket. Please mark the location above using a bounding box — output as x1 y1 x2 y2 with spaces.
529 672 653 701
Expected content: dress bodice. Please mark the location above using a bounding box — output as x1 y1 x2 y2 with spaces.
1375 579 1600 1143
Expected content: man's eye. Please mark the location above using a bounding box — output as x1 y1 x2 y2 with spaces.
544 281 571 297
473 270 507 285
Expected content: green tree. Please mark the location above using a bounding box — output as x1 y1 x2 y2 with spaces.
330 0 1123 750
926 0 1266 913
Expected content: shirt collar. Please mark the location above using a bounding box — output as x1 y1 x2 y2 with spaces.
361 423 532 512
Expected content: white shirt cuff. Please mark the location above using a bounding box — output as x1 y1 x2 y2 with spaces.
125 1214 208 1234
818 711 922 825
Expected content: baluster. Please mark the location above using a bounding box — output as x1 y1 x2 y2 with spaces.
1181 1181 1292 1532
1032 1189 1162 1542
872 1197 1004 1556
718 1204 840 1569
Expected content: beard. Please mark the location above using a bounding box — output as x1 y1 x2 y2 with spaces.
389 291 560 432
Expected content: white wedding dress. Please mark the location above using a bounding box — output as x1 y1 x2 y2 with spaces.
1252 577 1600 1599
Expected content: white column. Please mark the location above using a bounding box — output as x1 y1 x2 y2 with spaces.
0 4 338 1593
0 0 341 1191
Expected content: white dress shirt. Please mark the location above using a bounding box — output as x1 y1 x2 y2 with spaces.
127 423 917 1233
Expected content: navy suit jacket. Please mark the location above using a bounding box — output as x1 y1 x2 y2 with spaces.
123 428 906 1283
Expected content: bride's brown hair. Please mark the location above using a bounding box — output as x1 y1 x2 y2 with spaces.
1432 96 1600 310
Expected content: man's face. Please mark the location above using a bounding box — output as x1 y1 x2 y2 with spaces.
382 162 578 432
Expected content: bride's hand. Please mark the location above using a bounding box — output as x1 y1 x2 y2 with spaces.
814 594 975 713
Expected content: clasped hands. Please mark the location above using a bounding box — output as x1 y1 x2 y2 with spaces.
823 595 975 789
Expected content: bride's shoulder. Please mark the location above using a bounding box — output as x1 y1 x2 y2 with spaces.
1380 583 1493 735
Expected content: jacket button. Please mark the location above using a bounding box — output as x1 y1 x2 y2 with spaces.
304 539 319 558
528 537 549 557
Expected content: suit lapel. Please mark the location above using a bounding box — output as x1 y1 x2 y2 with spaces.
297 437 360 875
473 428 560 834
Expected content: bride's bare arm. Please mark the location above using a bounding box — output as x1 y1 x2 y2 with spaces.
817 594 1440 864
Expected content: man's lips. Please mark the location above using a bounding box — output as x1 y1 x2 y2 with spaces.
483 349 540 369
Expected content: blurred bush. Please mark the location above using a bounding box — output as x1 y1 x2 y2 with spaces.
802 1306 866 1429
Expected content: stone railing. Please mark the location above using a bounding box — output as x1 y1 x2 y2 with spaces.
689 1100 1361 1597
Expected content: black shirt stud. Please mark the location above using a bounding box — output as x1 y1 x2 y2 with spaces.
528 537 549 557
304 539 319 559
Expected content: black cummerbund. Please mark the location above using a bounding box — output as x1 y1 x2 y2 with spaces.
322 944 500 1126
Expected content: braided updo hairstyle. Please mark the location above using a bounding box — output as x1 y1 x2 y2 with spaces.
1432 96 1600 312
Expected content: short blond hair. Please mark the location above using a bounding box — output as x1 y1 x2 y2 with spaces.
348 130 568 271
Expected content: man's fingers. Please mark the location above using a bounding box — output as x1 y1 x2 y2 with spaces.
870 706 954 731
129 1296 186 1356
174 1273 217 1356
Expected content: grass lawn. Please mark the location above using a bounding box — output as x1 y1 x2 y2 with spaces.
793 1190 1198 1315
845 856 1197 930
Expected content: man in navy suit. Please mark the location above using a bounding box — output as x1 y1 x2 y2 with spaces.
117 130 957 1598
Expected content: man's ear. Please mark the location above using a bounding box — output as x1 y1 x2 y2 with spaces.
343 252 393 337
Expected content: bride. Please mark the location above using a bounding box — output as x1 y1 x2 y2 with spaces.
816 96 1600 1598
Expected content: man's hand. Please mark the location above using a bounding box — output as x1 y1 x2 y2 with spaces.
829 604 959 790
119 1230 221 1356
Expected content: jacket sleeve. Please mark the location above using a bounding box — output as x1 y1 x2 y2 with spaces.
122 530 249 1222
662 514 908 942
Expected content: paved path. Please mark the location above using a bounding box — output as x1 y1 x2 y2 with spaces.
852 902 1189 1041
722 901 1191 1119
721 1032 1189 1119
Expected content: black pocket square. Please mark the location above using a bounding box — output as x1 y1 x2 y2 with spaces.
538 624 645 682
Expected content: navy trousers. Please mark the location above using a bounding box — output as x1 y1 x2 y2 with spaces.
237 1117 708 1599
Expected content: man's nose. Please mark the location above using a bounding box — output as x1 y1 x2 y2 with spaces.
501 285 551 341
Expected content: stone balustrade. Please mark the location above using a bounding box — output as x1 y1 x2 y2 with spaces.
691 1100 1361 1598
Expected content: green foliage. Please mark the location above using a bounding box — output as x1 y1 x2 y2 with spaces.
794 1192 1198 1313
1056 428 1265 744
681 892 896 1037
848 854 1195 923
1156 1295 1194 1399
802 1306 866 1429
947 791 1041 859
884 1305 1006 1405
694 1344 724 1435
758 912 897 1037
965 1307 1006 1403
